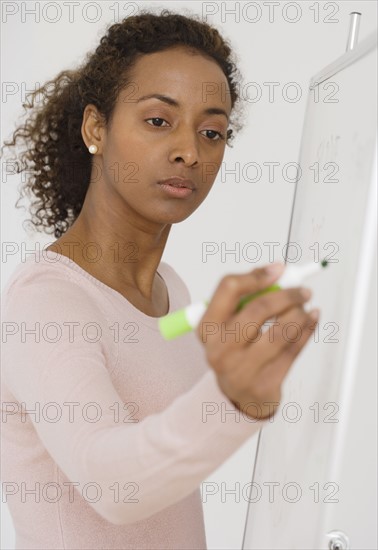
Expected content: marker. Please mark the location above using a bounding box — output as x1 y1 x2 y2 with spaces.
158 260 328 340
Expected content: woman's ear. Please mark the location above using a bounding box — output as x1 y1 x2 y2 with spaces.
81 104 106 153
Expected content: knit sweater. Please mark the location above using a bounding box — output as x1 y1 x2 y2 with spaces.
1 250 266 549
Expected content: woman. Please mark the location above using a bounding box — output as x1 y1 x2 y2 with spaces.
1 9 318 549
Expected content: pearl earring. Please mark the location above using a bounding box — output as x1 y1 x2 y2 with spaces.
88 144 98 154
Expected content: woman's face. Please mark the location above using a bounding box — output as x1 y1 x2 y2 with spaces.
90 45 232 226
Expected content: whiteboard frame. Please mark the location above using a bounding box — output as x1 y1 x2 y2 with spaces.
310 30 377 89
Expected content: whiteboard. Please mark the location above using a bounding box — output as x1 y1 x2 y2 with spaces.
242 31 377 550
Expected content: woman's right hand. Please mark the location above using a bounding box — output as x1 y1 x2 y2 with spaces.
195 263 320 421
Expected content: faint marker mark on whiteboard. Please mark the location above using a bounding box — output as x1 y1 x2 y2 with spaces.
316 134 341 164
311 215 326 241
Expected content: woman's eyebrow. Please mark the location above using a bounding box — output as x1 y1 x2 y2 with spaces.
136 93 229 121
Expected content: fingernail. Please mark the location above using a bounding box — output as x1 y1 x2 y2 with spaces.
300 287 312 300
309 308 320 320
265 263 285 276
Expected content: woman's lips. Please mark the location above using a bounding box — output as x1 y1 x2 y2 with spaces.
157 183 194 198
157 177 195 190
157 176 195 198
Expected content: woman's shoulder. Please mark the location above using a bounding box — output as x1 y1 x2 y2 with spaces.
1 251 104 317
3 250 82 289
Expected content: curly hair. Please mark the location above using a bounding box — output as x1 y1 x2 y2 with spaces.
1 8 246 238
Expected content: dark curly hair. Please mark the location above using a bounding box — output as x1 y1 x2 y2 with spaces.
1 8 246 238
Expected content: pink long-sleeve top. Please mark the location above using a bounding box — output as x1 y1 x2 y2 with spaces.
1 249 266 549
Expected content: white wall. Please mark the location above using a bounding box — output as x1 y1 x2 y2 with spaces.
1 2 377 549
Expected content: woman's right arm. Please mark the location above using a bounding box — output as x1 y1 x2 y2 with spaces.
1 263 317 526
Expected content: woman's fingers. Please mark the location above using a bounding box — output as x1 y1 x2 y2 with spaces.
247 305 320 374
247 313 319 405
196 264 285 344
219 309 319 418
222 287 313 350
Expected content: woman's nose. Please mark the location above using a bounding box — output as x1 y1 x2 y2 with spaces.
168 131 200 166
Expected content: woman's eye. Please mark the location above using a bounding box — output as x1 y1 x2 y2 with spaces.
201 129 225 141
145 117 169 128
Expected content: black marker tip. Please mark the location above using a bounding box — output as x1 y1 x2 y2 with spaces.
321 259 328 268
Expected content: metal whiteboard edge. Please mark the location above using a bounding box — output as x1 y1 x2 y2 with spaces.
284 88 313 263
241 426 264 549
309 30 377 89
